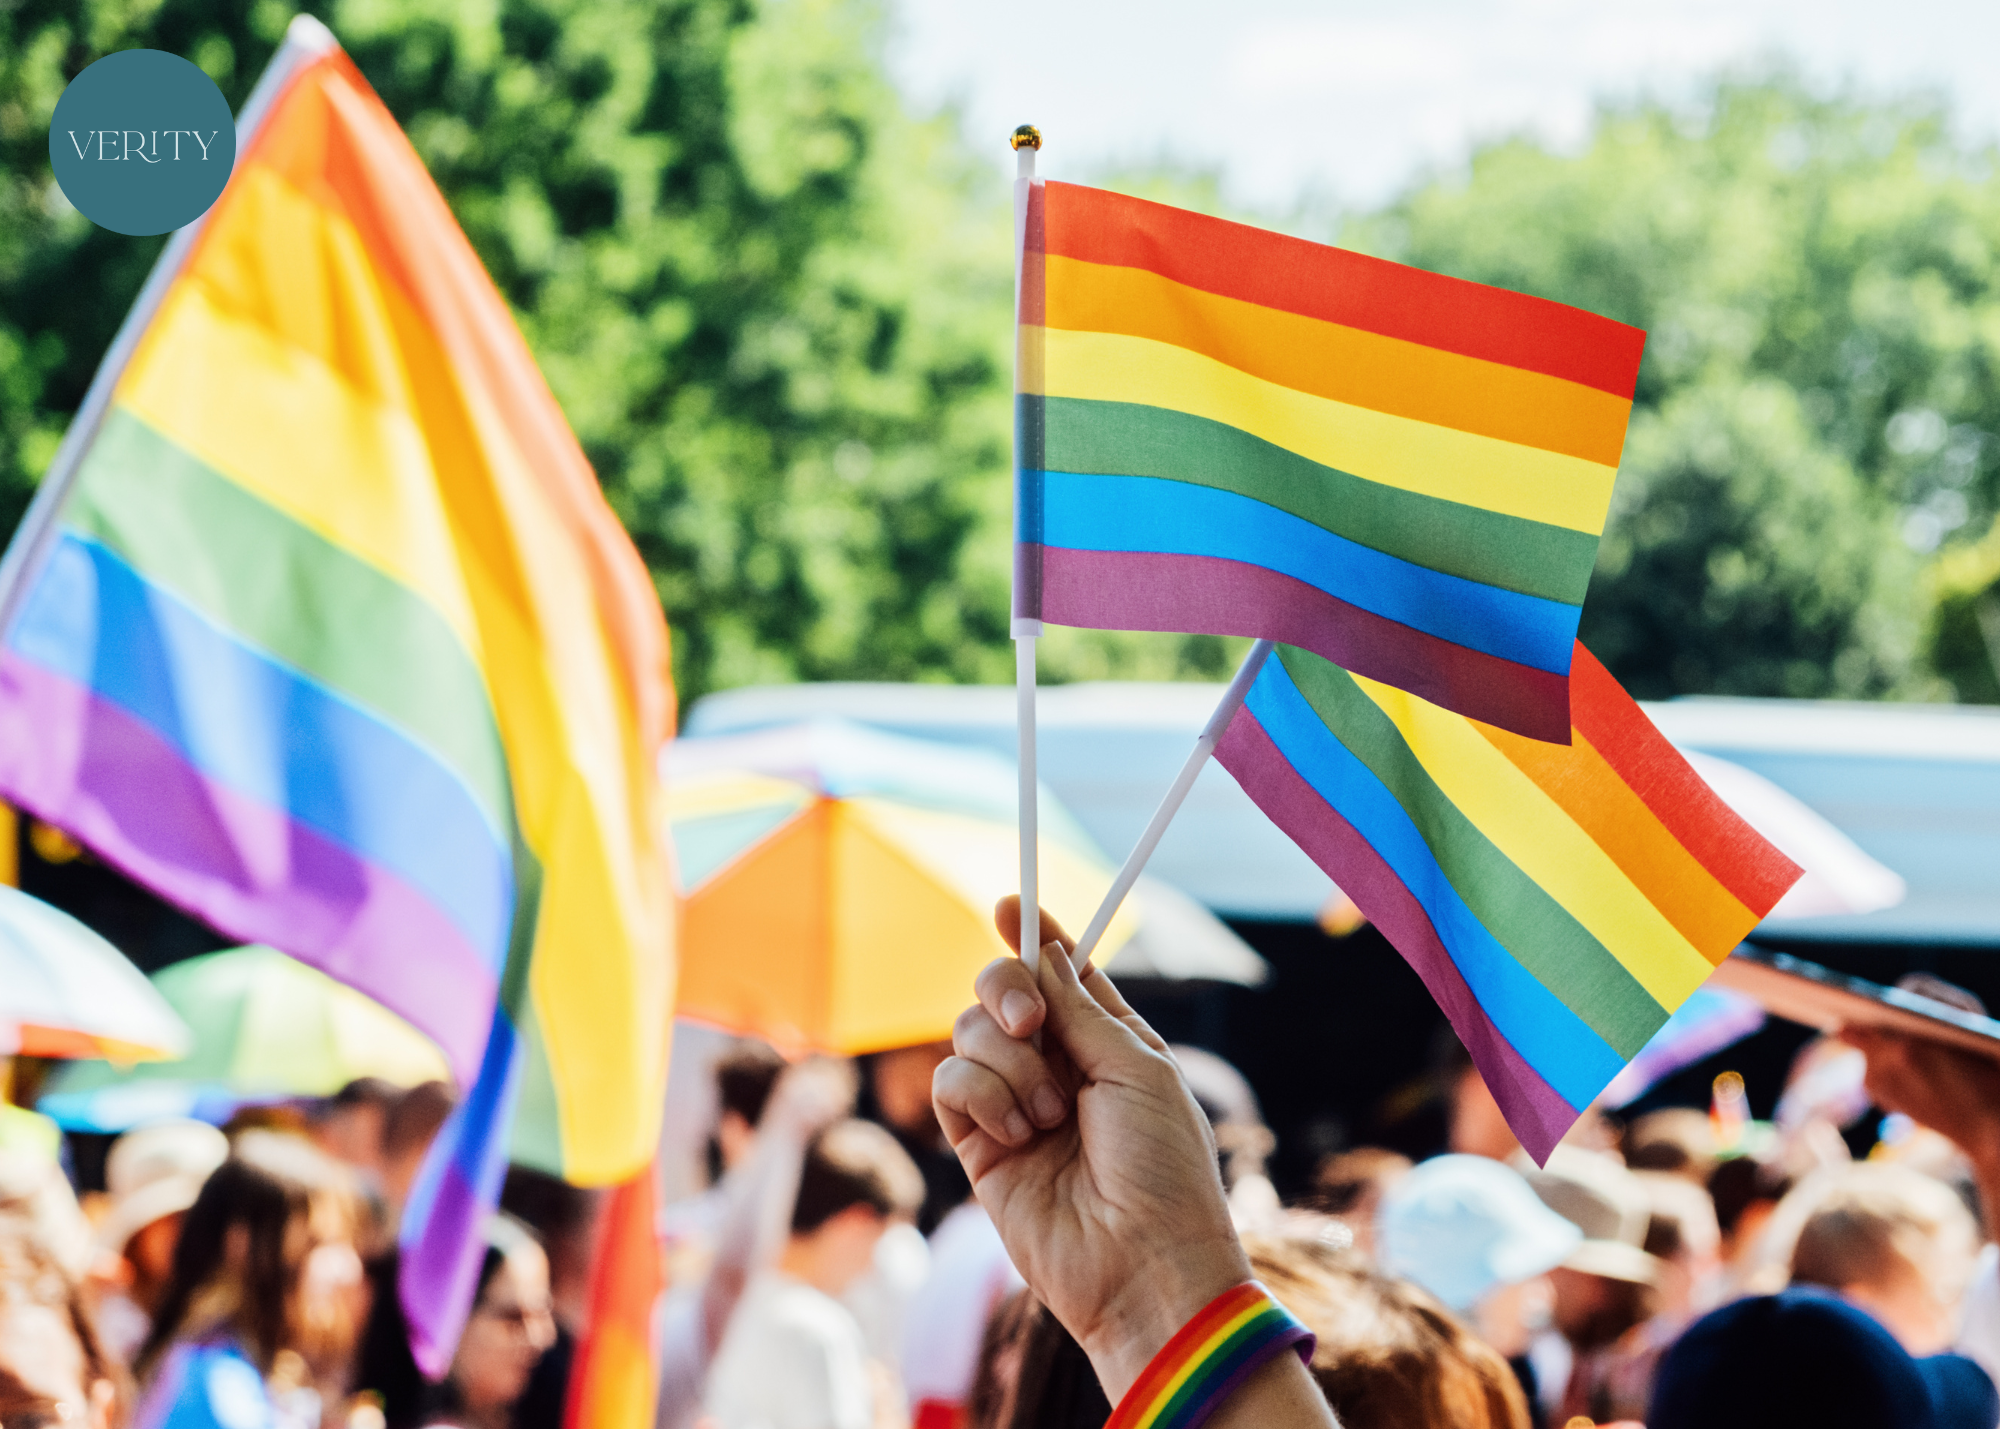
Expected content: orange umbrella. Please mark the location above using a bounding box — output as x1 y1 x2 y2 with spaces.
666 721 1138 1054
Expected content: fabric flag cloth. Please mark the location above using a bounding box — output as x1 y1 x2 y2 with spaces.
1215 642 1800 1161
563 1165 663 1429
0 29 675 1372
1014 181 1646 743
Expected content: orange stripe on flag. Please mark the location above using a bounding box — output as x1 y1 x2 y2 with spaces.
563 1166 662 1429
1475 720 1758 963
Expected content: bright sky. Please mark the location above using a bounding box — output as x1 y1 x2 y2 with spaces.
886 0 2000 212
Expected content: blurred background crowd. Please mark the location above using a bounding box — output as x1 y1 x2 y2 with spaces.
7 983 2000 1429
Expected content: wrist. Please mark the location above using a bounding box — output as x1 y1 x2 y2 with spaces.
1078 1239 1253 1402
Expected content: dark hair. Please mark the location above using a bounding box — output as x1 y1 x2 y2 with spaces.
1708 1155 1793 1238
790 1120 924 1235
0 1216 126 1421
134 1134 359 1383
383 1082 456 1162
716 1043 787 1127
327 1078 401 1114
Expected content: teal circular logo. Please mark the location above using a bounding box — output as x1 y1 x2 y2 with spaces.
49 50 236 236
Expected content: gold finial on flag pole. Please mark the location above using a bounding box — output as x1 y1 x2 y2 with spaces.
1011 124 1042 151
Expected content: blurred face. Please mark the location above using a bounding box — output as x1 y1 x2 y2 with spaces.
0 1305 114 1429
1448 1066 1521 1163
1473 1274 1552 1358
1844 1233 1979 1357
872 1042 953 1137
127 1212 185 1307
453 1248 557 1412
288 1196 366 1370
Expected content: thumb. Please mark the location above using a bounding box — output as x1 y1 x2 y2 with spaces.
1036 939 1155 1083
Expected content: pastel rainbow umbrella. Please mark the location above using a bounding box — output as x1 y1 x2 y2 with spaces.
0 884 190 1063
667 720 1139 1054
38 944 450 1132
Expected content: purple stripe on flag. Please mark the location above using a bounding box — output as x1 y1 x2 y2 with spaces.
400 1003 522 1377
1217 709 1581 1163
0 650 496 1082
1034 544 1572 743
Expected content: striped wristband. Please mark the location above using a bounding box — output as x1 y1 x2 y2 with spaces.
1105 1281 1316 1429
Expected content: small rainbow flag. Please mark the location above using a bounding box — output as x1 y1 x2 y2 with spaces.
1215 643 1799 1160
1014 182 1645 742
0 24 674 1369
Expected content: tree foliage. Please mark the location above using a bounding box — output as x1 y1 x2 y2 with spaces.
8 25 2000 705
1 0 1021 705
1346 77 2000 700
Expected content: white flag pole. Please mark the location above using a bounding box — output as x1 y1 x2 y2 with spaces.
1012 125 1044 974
1069 638 1276 968
0 15 339 643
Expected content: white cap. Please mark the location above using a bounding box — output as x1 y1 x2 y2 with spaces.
1377 1153 1582 1312
97 1119 229 1254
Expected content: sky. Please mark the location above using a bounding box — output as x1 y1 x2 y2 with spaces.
884 0 2000 212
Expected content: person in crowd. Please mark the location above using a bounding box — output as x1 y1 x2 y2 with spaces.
655 1056 854 1429
933 897 1337 1427
1786 1161 1981 1355
0 1216 122 1429
424 1215 558 1429
309 1080 401 1194
1706 1147 1798 1294
1622 1108 1718 1183
713 1042 790 1178
665 1040 790 1289
0 1145 94 1280
864 1041 966 1236
1842 1017 2000 1377
701 1118 924 1429
900 1193 1024 1429
1173 1045 1282 1229
1522 1148 1663 1426
89 1119 230 1365
1311 1148 1411 1258
1376 1152 1577 1426
380 1082 455 1224
963 1292 1110 1429
1249 1220 1531 1429
1649 1286 1997 1429
1573 1169 1727 1422
133 1132 368 1429
496 1169 595 1429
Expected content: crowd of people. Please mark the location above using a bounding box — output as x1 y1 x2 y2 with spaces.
5 898 2000 1429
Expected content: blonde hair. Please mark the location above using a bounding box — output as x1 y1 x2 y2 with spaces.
1246 1221 1530 1429
1789 1162 1976 1300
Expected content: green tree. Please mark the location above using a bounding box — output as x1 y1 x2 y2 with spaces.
0 0 1021 706
1345 76 2000 700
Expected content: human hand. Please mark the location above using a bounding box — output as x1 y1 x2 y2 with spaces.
1839 1026 2000 1170
931 897 1251 1401
760 1055 856 1139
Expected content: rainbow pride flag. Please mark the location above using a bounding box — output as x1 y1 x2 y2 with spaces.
1015 183 1646 742
1215 643 1799 1160
0 25 674 1370
562 1166 662 1429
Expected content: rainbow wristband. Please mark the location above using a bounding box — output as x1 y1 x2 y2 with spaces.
1105 1282 1316 1429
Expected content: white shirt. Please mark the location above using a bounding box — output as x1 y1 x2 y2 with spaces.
703 1271 875 1429
1958 1244 2000 1390
901 1203 1025 1410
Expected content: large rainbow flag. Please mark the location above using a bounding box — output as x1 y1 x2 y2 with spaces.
0 23 674 1369
1215 643 1799 1160
1015 182 1646 742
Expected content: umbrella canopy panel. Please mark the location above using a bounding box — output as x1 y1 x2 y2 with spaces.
0 883 190 1061
668 722 1140 1054
40 944 450 1128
